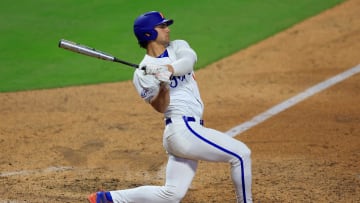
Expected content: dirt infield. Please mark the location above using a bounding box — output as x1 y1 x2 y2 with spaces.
1 0 359 202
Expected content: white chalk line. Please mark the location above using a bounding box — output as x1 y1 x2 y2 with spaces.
0 166 74 177
0 200 27 203
226 64 360 137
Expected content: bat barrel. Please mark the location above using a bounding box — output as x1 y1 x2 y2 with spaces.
58 39 139 69
58 39 115 61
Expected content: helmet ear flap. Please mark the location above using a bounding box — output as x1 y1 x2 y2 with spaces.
142 29 158 42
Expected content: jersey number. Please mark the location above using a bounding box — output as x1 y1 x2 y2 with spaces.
170 73 191 88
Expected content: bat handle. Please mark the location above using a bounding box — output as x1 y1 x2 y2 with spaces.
114 57 139 68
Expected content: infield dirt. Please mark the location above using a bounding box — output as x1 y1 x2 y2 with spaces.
1 0 359 202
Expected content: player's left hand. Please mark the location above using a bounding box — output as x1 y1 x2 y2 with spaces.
142 64 168 75
155 70 172 85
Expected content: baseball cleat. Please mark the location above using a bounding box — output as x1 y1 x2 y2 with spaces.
87 191 112 203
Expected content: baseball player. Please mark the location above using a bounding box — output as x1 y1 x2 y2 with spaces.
88 11 253 203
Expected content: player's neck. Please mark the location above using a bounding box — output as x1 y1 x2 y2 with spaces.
147 41 167 57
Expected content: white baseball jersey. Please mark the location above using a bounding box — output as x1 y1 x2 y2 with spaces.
133 40 204 119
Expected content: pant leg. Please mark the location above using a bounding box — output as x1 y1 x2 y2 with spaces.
110 155 198 203
200 127 252 203
164 120 252 203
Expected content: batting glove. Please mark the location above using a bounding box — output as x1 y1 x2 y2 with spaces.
155 70 173 85
142 64 168 75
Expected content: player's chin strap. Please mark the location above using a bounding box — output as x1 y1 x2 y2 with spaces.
165 116 204 126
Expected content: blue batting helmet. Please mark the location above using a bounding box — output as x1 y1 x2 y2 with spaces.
133 11 174 44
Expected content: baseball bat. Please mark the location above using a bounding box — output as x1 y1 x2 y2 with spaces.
58 39 139 68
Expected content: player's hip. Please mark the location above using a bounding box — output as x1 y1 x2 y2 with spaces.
162 116 251 162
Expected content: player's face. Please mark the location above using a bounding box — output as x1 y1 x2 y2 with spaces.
155 23 171 46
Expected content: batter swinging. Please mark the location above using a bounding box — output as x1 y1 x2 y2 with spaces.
88 11 253 203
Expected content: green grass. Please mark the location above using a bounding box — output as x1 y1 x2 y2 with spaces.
0 0 344 92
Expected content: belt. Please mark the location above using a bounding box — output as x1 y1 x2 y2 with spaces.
165 116 204 126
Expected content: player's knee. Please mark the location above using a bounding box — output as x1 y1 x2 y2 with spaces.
230 145 251 165
161 185 187 202
242 146 251 163
243 145 251 158
235 143 251 158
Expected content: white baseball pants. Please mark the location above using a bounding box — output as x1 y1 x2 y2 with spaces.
110 116 252 203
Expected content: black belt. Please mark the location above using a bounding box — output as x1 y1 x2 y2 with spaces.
165 117 204 126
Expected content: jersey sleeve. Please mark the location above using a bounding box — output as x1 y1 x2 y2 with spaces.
170 40 197 76
133 69 160 103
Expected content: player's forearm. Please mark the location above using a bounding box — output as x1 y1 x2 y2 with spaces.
171 49 196 76
150 83 170 113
